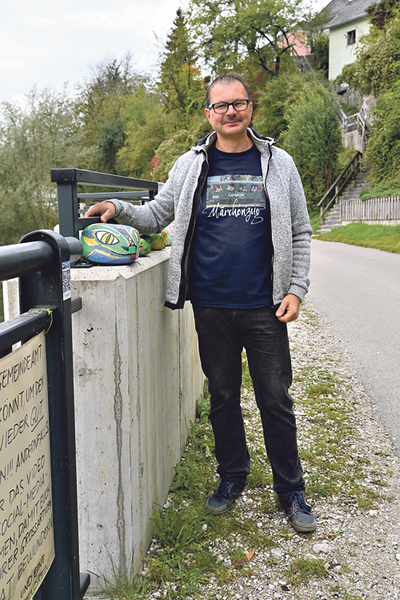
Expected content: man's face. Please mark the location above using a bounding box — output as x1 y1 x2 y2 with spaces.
205 81 253 142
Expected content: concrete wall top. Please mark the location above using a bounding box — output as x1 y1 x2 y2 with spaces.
72 247 171 282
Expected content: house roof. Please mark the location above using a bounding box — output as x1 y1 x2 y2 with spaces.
321 0 376 29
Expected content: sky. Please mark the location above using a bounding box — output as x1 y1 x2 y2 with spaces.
0 0 327 105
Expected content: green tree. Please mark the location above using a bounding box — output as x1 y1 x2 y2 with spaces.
190 0 309 77
254 71 317 140
75 54 146 173
159 9 205 119
116 86 167 178
314 33 329 77
0 87 90 245
367 0 397 29
280 86 341 207
364 81 400 189
151 119 212 182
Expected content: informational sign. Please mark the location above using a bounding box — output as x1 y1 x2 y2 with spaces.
0 332 54 600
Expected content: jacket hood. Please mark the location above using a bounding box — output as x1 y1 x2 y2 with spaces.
194 128 275 151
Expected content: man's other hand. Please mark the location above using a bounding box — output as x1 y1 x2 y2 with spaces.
84 201 116 223
275 294 301 323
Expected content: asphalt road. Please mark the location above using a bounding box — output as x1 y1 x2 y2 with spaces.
308 239 400 455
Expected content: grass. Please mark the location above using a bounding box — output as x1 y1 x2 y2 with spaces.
317 222 400 253
359 173 400 200
285 556 328 585
93 556 151 599
309 210 321 234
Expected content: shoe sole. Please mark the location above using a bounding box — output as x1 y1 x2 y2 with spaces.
289 518 317 533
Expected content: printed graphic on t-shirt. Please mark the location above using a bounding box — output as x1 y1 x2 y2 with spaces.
204 174 266 224
207 175 265 207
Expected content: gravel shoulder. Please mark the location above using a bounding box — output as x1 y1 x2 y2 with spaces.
201 298 400 600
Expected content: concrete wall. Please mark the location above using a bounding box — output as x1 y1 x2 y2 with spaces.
342 129 363 152
328 18 370 80
71 248 204 591
3 248 205 592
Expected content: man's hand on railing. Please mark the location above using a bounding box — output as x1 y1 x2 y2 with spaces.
84 201 116 223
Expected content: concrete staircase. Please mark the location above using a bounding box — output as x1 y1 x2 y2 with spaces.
319 204 342 234
318 169 370 233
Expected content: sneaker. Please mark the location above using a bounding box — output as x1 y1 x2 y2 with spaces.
280 491 316 533
206 479 244 514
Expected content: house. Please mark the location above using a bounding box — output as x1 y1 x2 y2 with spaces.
322 0 376 79
282 31 312 56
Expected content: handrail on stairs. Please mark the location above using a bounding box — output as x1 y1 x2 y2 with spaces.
317 151 362 226
338 107 368 154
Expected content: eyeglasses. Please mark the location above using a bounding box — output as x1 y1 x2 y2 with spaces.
208 99 250 114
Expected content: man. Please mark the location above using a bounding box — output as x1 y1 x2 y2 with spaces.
85 73 316 533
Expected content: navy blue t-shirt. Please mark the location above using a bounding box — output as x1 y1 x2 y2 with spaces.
189 143 273 308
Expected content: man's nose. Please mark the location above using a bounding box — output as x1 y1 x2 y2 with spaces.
226 104 238 116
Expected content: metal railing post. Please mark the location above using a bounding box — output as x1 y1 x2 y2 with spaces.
15 230 88 600
56 182 79 239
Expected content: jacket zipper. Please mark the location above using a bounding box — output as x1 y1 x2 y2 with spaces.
264 144 275 303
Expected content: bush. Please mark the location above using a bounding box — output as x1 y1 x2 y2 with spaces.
280 87 342 207
364 80 400 187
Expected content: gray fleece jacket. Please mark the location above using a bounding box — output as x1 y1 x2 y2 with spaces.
110 128 312 310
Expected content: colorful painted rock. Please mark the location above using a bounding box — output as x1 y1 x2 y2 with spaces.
161 224 173 246
139 237 152 256
141 233 165 250
81 223 140 265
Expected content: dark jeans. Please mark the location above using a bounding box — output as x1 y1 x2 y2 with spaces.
192 305 305 496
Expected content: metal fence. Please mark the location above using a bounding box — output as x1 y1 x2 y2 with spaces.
51 168 159 240
0 230 89 600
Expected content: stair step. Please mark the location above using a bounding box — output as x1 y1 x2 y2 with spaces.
319 168 371 233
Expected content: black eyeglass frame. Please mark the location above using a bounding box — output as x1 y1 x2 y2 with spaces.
207 99 251 114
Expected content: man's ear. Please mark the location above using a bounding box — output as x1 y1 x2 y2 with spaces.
204 107 211 123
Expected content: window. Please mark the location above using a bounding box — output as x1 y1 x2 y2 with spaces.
347 30 356 45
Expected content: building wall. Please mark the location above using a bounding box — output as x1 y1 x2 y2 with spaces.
328 17 370 80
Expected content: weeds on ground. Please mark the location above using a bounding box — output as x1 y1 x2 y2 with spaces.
93 556 151 599
290 365 389 510
329 585 363 600
195 395 211 424
285 556 328 585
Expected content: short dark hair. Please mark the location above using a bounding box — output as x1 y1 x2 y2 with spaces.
206 72 251 107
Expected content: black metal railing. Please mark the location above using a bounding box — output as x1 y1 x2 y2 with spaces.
0 230 89 600
51 168 159 240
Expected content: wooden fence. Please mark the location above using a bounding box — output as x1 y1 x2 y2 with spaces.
340 196 400 222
